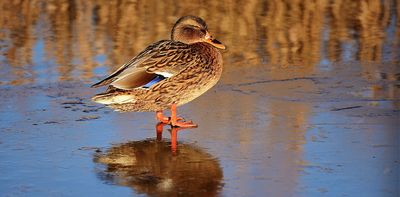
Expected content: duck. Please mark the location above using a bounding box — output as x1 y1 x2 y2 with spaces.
91 15 225 128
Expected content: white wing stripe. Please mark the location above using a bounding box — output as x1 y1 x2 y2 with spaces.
155 72 173 78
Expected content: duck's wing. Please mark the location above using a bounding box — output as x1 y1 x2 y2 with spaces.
91 40 196 90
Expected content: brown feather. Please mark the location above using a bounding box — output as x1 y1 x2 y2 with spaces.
111 69 156 90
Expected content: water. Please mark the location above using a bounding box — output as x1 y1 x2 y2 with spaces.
0 0 399 196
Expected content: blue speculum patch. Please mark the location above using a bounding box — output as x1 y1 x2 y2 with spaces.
142 75 166 88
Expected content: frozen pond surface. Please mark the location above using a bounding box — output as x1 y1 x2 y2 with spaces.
0 1 399 196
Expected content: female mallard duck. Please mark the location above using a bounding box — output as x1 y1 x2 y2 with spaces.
91 16 225 128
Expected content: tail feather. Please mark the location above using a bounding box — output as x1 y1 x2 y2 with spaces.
91 77 116 88
92 92 135 105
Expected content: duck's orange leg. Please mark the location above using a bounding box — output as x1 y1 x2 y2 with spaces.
156 111 170 124
156 109 183 123
170 104 197 128
170 126 193 154
155 104 197 128
156 122 166 141
170 127 178 154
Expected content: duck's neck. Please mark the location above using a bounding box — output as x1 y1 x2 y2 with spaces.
191 42 222 59
191 42 223 76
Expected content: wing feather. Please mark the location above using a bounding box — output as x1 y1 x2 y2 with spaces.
91 40 199 90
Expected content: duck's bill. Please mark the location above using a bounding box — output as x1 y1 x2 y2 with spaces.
205 38 226 50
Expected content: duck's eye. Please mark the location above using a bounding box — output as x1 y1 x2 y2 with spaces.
183 27 195 36
200 29 206 35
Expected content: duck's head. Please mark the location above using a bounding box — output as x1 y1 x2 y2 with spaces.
171 16 226 50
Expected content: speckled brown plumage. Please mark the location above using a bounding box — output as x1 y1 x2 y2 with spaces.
91 16 225 114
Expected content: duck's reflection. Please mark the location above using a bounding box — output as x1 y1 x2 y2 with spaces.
93 124 223 196
155 122 191 154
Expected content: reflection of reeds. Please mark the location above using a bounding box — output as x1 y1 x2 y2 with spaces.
357 0 391 62
259 0 327 67
327 0 359 62
0 0 398 84
0 0 40 85
396 0 400 61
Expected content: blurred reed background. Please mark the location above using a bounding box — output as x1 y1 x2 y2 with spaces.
0 0 398 85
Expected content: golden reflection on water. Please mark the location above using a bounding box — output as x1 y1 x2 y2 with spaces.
0 0 399 85
94 125 223 196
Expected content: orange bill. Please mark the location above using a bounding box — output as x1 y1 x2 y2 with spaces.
204 33 226 49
